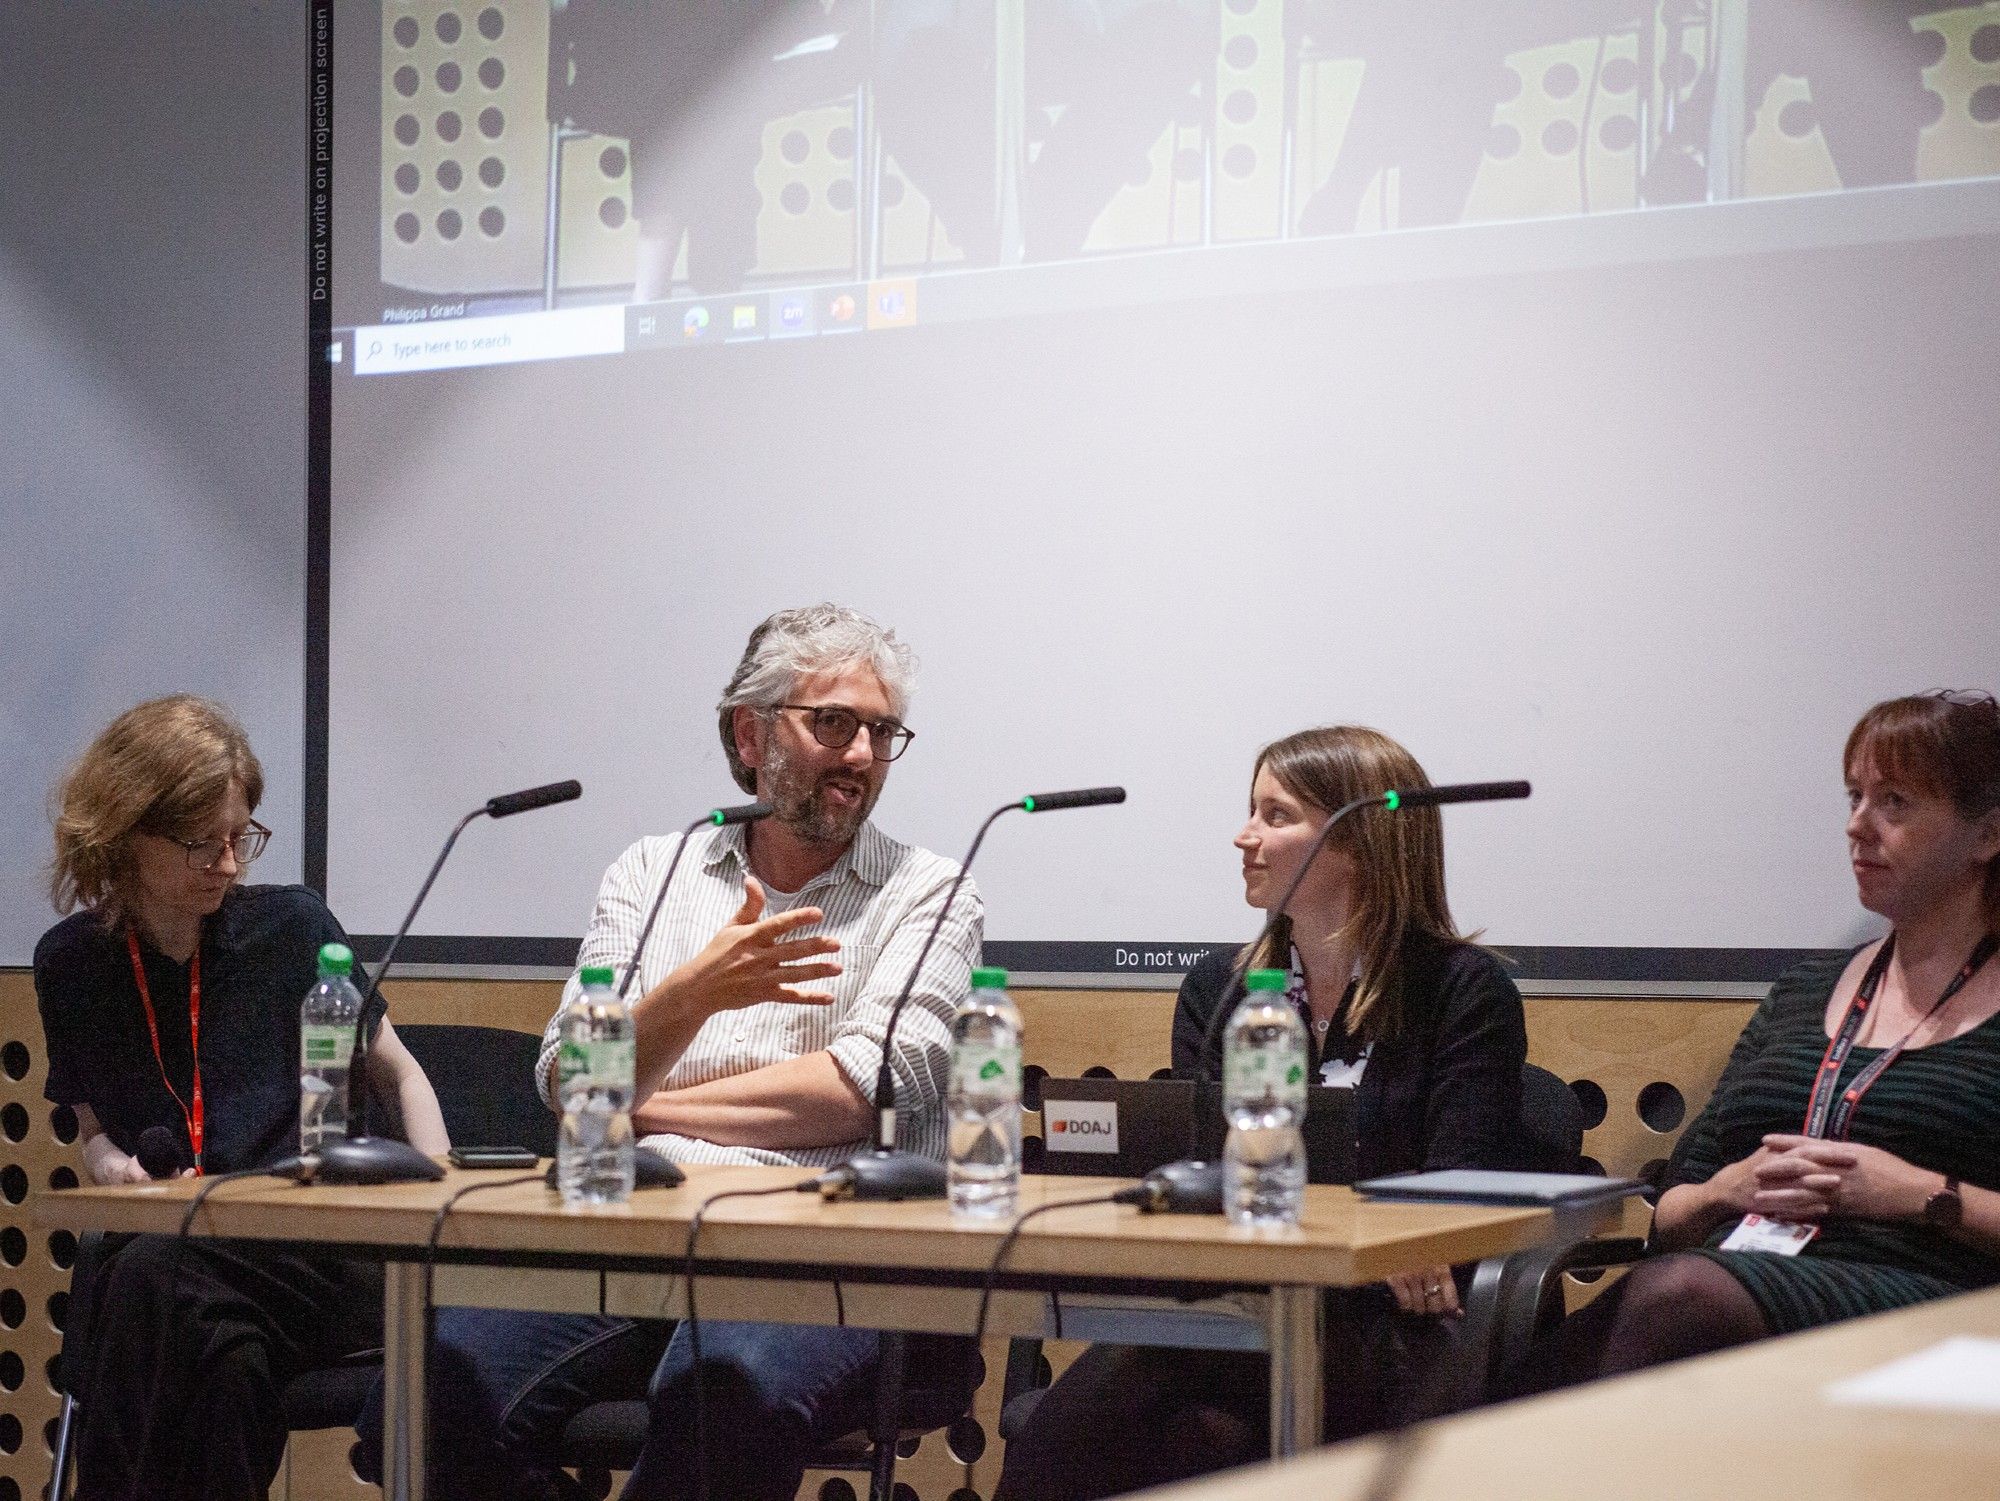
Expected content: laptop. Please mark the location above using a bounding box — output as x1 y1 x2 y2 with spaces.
1035 1077 1357 1185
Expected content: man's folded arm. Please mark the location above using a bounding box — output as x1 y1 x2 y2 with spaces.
631 1052 870 1149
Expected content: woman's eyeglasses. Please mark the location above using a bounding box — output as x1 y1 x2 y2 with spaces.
159 821 272 871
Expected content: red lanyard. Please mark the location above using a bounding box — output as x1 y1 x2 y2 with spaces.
1805 931 1998 1141
124 924 205 1174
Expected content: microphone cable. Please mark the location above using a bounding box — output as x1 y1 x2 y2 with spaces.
423 1169 548 1318
174 1157 307 1238
970 1194 1126 1351
418 1171 547 1501
683 1180 823 1501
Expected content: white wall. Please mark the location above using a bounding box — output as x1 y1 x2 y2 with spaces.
0 4 309 965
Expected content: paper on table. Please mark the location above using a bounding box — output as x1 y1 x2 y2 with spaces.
1823 1336 2000 1414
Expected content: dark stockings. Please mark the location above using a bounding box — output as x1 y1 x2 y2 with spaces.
1510 1252 1771 1397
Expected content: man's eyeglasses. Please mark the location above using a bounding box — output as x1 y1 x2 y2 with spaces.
777 705 915 763
156 821 272 871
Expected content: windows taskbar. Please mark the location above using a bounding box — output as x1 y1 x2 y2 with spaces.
328 174 2000 377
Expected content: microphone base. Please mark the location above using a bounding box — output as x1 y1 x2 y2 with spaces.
836 1148 948 1202
312 1136 446 1186
1145 1159 1224 1215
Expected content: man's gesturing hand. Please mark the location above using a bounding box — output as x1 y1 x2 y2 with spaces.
665 877 843 1017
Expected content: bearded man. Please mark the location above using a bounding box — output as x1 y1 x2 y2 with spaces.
358 602 982 1501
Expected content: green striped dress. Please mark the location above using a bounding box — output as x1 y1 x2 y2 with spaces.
1666 950 2000 1333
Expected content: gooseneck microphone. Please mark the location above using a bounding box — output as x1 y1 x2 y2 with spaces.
1385 780 1530 810
322 779 583 1186
570 801 771 1195
818 786 1127 1202
1132 779 1531 1215
484 779 587 819
618 803 773 1002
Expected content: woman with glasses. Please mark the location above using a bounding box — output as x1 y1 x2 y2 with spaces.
35 694 447 1501
995 724 1530 1500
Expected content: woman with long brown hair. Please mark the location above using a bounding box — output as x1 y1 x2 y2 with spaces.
36 695 447 1500
995 724 1529 1500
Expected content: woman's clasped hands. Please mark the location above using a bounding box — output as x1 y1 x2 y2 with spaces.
1743 1134 1940 1224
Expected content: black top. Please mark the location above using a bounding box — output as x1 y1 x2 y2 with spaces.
1668 950 2000 1331
34 884 370 1175
1172 932 1529 1182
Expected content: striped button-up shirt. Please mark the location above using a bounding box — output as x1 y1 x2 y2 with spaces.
537 820 982 1167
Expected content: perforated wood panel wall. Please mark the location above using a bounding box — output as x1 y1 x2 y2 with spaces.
0 970 87 1501
3 969 1755 1501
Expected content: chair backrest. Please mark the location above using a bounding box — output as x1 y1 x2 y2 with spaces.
395 1024 558 1158
1518 1062 1587 1174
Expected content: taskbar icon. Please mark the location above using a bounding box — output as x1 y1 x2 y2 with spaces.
865 279 918 331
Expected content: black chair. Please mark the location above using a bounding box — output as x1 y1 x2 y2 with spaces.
997 1062 1602 1442
393 1022 560 1160
1442 1061 1598 1413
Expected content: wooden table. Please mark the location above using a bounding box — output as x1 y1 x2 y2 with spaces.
1142 1281 2000 1501
39 1165 1616 1501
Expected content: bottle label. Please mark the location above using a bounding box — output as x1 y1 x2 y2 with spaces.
560 1039 634 1091
1225 1043 1308 1106
302 1024 355 1069
951 1043 1020 1095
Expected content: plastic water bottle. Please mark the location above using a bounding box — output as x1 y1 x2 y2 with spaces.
1223 967 1308 1228
300 942 362 1154
556 965 635 1204
947 966 1023 1219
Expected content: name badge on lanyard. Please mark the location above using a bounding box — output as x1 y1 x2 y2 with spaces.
1719 1213 1817 1256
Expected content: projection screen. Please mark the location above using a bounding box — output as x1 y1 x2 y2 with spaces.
326 0 2000 981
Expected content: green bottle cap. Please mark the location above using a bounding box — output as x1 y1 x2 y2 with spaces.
970 967 1009 990
579 966 615 988
1245 968 1288 992
317 943 354 977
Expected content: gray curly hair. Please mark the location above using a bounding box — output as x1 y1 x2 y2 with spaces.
716 604 918 794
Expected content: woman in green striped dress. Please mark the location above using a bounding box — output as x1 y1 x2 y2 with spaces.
1525 690 2000 1383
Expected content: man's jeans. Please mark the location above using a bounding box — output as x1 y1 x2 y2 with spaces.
356 1308 964 1501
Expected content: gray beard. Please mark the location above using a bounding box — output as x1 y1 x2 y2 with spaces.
764 737 878 849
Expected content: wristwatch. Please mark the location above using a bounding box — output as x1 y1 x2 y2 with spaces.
1922 1175 1964 1229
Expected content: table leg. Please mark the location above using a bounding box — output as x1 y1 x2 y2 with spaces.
381 1261 427 1501
1267 1285 1323 1457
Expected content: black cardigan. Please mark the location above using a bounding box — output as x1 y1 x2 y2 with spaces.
1170 933 1529 1182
